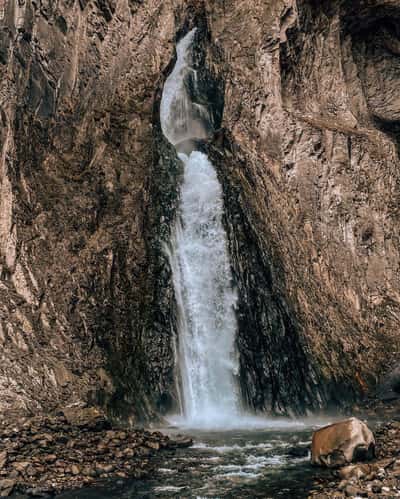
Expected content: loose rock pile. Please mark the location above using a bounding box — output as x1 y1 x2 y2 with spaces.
309 420 400 497
0 409 191 497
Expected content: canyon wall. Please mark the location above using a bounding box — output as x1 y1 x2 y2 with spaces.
0 0 399 419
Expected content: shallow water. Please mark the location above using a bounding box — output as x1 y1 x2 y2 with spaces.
56 419 333 499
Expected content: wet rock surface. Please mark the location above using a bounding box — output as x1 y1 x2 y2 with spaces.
208 0 400 415
0 410 191 497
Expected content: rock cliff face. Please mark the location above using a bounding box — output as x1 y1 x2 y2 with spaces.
0 0 399 419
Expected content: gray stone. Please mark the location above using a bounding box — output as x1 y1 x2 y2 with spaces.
0 479 15 497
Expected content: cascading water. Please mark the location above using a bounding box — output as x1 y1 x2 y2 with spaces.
160 29 209 149
160 28 241 427
60 26 325 499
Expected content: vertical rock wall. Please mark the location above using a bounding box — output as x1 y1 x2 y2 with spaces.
205 0 400 413
0 0 189 419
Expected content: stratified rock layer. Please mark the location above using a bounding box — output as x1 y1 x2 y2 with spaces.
0 0 399 418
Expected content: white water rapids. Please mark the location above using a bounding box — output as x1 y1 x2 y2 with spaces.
160 29 241 427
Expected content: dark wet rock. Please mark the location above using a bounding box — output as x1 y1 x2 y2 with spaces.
25 487 54 497
375 364 400 402
168 435 193 448
287 445 309 458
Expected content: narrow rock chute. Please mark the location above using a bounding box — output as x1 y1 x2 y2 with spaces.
160 29 240 427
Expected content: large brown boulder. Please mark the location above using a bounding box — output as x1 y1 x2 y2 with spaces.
311 418 375 468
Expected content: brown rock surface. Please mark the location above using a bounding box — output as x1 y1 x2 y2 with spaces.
0 0 399 418
311 418 375 467
309 412 400 498
0 0 189 419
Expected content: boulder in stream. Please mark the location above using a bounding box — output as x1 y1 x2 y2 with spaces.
311 417 375 468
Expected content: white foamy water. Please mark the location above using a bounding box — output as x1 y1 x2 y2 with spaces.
168 150 240 426
160 28 209 147
169 412 311 431
153 486 186 493
160 29 240 428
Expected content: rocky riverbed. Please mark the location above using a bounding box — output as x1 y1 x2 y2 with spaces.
309 402 400 498
0 409 191 498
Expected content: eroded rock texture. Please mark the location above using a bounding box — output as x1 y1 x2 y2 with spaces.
209 0 400 413
0 0 399 419
0 0 188 419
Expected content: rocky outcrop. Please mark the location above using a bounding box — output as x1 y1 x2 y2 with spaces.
206 0 400 413
0 0 399 419
0 0 195 419
309 415 400 498
311 418 375 468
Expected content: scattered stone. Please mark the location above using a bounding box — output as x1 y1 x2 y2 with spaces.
344 484 367 497
145 440 160 450
96 463 114 474
371 480 382 493
0 411 187 496
0 452 7 470
338 464 371 480
338 479 349 491
123 448 135 458
43 454 57 464
70 464 80 475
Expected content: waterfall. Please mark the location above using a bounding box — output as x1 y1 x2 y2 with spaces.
160 29 209 149
160 29 240 427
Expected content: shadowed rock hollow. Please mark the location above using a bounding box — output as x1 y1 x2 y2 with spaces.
0 0 399 420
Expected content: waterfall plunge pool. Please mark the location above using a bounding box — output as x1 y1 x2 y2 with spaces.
54 419 334 499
